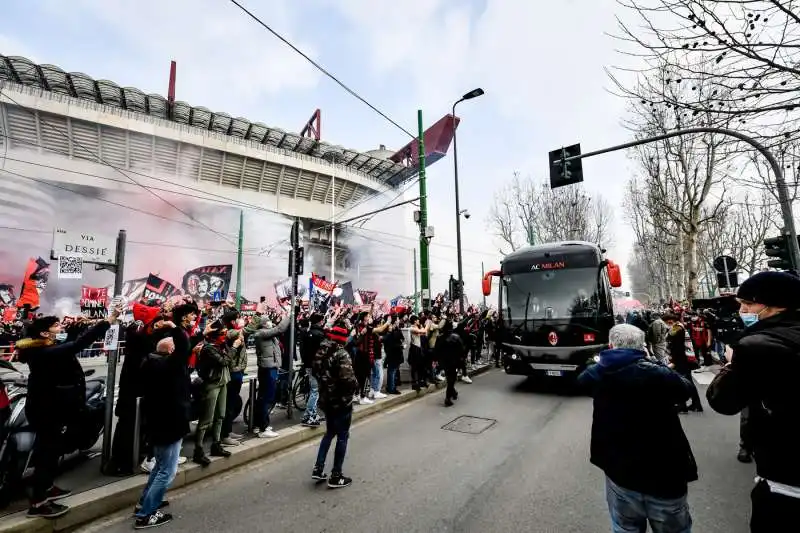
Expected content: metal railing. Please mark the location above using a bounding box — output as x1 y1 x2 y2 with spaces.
0 340 127 360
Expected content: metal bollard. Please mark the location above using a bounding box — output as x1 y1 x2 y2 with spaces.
247 376 257 435
132 396 142 472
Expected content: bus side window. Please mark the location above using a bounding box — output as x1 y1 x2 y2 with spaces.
600 269 613 314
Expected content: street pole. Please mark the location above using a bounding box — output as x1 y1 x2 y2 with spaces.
554 126 800 271
331 169 336 282
101 229 126 473
287 218 300 420
452 99 466 314
235 210 243 311
413 248 419 314
417 109 431 310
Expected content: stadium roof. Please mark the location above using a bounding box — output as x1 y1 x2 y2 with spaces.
0 54 418 187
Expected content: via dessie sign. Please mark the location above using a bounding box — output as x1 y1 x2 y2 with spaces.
52 228 116 265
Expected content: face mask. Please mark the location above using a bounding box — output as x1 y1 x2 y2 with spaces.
54 332 68 343
740 313 759 328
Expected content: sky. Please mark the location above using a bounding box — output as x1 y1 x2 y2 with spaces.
0 0 641 302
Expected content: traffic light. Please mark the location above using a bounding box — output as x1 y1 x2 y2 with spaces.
764 235 794 270
548 144 584 189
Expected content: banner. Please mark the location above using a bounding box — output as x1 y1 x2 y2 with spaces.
309 273 337 314
357 289 378 305
142 273 180 305
0 284 16 307
17 257 50 310
240 302 258 316
80 286 109 319
274 278 307 302
337 281 356 306
2 307 17 322
121 277 148 304
182 264 233 303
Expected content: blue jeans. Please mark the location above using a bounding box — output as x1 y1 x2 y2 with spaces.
303 373 319 420
136 439 182 517
371 359 383 393
258 367 278 431
314 407 352 474
386 362 398 392
605 476 692 533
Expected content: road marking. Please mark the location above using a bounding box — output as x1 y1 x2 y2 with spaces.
693 372 715 386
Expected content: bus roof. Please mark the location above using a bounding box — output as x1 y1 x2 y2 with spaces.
503 241 604 264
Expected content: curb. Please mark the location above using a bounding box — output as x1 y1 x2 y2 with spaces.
2 364 493 533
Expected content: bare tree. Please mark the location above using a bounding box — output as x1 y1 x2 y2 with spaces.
613 0 800 139
487 174 615 254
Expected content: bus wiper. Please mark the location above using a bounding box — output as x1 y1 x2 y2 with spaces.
524 292 530 331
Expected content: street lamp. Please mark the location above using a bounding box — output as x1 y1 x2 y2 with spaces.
452 88 484 312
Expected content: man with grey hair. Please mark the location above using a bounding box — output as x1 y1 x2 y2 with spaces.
579 324 697 533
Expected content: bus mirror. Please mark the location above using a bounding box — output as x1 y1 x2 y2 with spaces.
482 270 501 296
607 262 622 288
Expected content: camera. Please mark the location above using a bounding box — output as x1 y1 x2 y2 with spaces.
691 295 744 345
463 210 471 219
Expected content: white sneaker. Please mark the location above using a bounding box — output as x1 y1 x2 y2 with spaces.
368 390 376 399
373 391 387 399
461 375 473 384
140 458 156 473
359 397 374 405
258 429 279 438
177 456 187 465
435 374 445 383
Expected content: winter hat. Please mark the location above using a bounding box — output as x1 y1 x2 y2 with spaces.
326 325 349 344
737 271 800 309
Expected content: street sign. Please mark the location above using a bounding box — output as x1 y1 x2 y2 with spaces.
713 255 738 273
52 228 117 265
548 144 584 189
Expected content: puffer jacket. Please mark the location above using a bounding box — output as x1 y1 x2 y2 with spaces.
707 310 800 488
253 315 291 369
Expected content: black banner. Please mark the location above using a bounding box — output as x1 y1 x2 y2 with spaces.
182 264 232 303
142 273 180 304
0 284 16 307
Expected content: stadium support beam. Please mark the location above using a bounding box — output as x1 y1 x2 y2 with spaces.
167 60 177 120
300 109 321 141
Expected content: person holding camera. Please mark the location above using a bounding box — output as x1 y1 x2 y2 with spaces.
17 309 119 519
707 271 800 532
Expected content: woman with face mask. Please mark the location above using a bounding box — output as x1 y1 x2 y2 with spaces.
16 309 119 519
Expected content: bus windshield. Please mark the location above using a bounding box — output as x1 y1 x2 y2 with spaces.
501 267 601 323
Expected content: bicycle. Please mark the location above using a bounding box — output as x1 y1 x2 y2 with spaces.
243 366 311 425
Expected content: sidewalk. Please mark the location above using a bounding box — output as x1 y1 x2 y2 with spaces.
0 362 494 533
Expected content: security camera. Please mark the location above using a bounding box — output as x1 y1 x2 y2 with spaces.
461 209 471 219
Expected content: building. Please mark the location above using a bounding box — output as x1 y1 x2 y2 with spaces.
0 54 430 306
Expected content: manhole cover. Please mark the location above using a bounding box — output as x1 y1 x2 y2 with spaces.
442 415 497 435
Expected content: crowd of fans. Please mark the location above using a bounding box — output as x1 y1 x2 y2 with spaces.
1 293 500 527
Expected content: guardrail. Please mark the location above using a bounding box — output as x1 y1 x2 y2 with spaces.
0 340 127 360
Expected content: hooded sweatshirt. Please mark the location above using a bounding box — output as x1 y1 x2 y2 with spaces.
707 310 800 488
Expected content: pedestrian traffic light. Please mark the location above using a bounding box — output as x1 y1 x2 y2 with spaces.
548 144 584 189
288 246 304 276
764 235 794 270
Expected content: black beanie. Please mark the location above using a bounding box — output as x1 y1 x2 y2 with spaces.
737 271 800 309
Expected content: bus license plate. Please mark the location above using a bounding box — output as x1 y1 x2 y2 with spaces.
546 370 563 377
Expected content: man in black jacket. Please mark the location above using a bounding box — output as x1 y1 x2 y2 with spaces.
16 311 117 519
707 271 800 533
134 324 191 529
579 324 696 533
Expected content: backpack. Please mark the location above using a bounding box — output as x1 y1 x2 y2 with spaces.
312 339 351 411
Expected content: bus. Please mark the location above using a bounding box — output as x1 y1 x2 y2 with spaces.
482 241 623 378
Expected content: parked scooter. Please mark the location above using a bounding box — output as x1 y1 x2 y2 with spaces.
0 360 106 506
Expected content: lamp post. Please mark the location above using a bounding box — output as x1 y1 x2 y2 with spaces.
452 88 484 313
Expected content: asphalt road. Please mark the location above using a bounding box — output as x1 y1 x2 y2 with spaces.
82 369 754 533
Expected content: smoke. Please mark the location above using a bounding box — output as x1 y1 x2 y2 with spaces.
53 296 79 317
0 174 412 312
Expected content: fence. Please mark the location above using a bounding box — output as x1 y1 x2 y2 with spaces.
0 340 127 361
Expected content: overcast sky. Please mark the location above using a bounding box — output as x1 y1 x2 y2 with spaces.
1 0 641 299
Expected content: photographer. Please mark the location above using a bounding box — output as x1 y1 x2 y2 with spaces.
17 309 119 519
707 271 800 532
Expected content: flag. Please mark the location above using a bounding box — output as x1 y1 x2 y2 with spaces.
0 284 16 307
357 290 378 305
141 273 180 304
17 257 50 310
309 273 337 313
182 264 233 303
